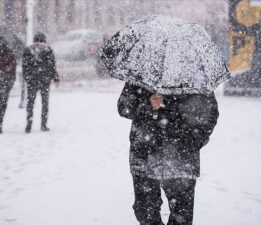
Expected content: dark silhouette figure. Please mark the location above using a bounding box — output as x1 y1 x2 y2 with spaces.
118 83 219 225
0 36 16 133
22 32 59 133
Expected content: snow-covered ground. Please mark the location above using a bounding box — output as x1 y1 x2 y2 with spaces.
1 80 261 225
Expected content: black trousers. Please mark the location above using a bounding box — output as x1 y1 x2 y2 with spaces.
26 81 50 126
132 176 196 225
0 78 14 127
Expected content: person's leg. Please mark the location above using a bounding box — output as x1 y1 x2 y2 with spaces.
0 92 8 133
26 83 38 133
40 83 50 131
161 178 196 225
132 175 164 225
0 81 13 133
19 76 26 108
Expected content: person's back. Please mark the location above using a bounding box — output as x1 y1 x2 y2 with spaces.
0 36 16 133
117 83 219 225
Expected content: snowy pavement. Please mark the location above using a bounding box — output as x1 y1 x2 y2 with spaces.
1 81 261 225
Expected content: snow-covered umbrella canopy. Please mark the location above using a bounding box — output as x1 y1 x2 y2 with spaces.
97 15 230 95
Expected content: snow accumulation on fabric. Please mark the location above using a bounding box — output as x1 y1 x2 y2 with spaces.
98 16 230 95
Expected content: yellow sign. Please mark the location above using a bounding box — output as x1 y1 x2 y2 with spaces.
229 0 261 73
225 0 261 95
236 0 261 27
229 32 255 72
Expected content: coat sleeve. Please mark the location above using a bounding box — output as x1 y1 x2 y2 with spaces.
5 50 16 80
117 83 153 120
178 93 219 151
9 52 16 79
48 48 59 82
22 47 33 82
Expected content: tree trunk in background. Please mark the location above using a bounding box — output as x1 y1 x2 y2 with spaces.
26 0 34 45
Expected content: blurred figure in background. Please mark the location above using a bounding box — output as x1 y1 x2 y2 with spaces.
22 32 59 133
0 26 25 109
0 36 16 134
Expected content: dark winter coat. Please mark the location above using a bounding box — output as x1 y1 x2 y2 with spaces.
118 83 219 180
0 44 16 127
22 44 59 85
0 45 16 81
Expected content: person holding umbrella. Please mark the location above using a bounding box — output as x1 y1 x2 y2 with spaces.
98 16 229 225
0 36 16 134
22 32 59 133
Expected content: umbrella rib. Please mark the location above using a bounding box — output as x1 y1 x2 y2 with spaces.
122 37 140 62
154 38 168 88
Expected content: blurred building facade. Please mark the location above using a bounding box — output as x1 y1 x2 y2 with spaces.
0 0 26 38
0 0 228 45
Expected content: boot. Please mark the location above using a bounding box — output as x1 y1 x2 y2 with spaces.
18 102 25 109
25 121 32 133
41 125 50 132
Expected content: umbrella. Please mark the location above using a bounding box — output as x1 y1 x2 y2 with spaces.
97 15 230 95
0 26 25 60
